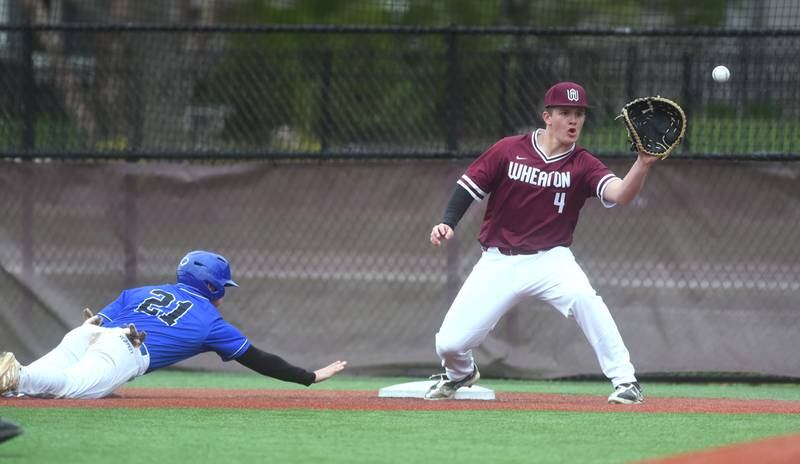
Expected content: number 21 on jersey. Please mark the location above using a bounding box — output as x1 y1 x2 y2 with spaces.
135 289 193 326
553 191 566 214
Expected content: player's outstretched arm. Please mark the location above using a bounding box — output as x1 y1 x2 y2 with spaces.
313 360 347 383
430 223 454 246
603 151 659 206
237 345 342 386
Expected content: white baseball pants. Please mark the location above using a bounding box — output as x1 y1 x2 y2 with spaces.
435 246 637 387
17 324 149 399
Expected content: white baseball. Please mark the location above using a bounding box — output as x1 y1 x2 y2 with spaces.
712 65 730 83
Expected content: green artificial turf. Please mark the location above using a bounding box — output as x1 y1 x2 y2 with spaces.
1 371 799 464
0 408 798 464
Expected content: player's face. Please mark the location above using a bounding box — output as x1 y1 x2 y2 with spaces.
543 107 586 146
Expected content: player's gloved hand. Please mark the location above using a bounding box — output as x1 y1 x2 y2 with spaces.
82 308 103 326
125 323 147 348
617 96 686 160
313 360 347 383
430 223 454 247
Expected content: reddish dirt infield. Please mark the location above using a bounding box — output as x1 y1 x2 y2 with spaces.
2 388 799 414
636 434 800 464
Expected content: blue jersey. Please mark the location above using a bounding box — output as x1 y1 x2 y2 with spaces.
98 283 251 372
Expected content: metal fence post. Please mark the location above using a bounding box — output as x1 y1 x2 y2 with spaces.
21 26 36 151
318 49 333 153
445 26 458 153
123 173 138 288
625 44 637 99
445 27 462 303
21 164 33 281
499 50 511 136
681 52 693 152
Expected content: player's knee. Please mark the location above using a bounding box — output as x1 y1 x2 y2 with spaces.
435 336 466 358
567 289 607 315
561 282 596 301
575 288 603 306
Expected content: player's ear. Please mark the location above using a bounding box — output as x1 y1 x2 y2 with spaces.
542 110 551 124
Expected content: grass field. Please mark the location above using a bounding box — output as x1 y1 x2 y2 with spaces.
1 371 799 464
581 116 800 156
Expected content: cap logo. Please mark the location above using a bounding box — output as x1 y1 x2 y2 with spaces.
566 88 580 102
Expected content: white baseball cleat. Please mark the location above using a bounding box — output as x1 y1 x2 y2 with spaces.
608 382 644 404
0 352 21 393
424 365 481 400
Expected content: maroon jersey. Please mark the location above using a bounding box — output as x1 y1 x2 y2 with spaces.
458 130 618 251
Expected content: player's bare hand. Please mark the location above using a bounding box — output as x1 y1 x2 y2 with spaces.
82 307 103 326
430 223 454 246
313 360 347 383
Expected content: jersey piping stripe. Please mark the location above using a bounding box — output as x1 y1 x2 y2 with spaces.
458 175 486 201
597 173 620 208
229 339 250 359
456 180 482 201
531 129 576 164
460 175 487 197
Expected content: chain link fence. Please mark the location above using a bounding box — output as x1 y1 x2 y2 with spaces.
1 1 800 158
0 28 799 158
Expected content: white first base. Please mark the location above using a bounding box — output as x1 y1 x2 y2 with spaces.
378 380 496 400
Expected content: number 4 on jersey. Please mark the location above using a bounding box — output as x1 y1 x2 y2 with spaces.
553 191 566 214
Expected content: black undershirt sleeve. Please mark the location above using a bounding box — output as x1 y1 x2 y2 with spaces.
235 345 316 386
441 185 475 229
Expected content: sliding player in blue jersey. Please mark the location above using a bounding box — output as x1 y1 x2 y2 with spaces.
0 250 346 399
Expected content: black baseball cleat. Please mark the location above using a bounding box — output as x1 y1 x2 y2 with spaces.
608 382 644 404
0 417 23 444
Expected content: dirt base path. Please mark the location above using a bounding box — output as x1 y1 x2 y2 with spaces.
636 433 800 464
2 388 799 414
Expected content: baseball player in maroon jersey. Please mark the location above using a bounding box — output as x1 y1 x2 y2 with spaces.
426 82 657 404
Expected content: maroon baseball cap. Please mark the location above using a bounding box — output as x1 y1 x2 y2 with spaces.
543 82 590 108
